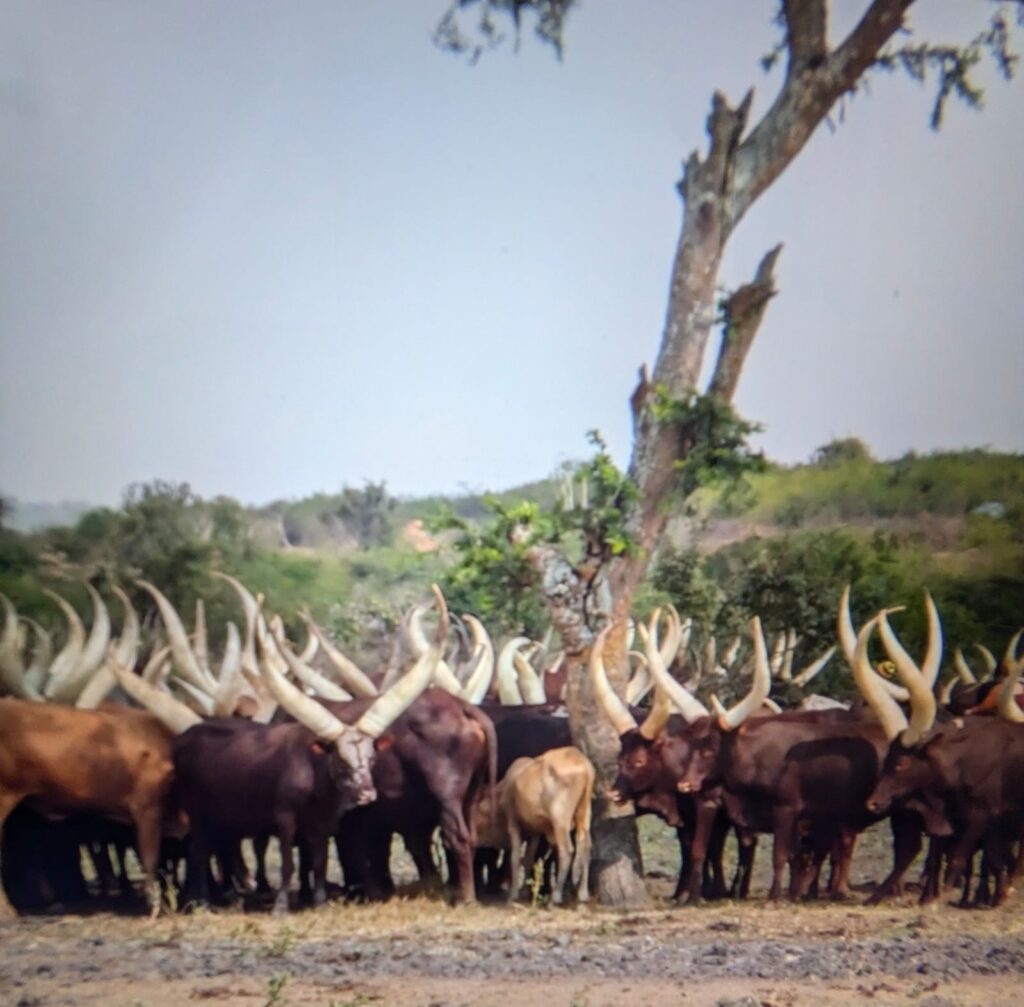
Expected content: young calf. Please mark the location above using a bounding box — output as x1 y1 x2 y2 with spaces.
476 746 594 905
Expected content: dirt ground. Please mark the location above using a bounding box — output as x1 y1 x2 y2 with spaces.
2 821 1023 1007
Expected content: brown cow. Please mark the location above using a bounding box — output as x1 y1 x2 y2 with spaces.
0 698 178 916
475 746 594 905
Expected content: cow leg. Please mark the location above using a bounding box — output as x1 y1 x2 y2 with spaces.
770 809 798 902
573 790 592 905
507 820 523 902
252 834 272 894
945 822 985 897
679 802 715 904
0 791 28 916
273 821 296 916
551 826 573 906
868 814 922 905
731 828 757 899
438 804 476 903
306 836 329 907
827 829 859 900
919 836 946 905
129 803 165 919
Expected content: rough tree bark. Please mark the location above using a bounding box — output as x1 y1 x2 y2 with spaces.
522 0 920 906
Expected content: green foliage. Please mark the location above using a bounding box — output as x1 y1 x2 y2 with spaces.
428 496 552 637
565 430 639 557
714 449 1024 528
811 437 873 468
651 388 765 502
434 0 576 60
328 481 397 550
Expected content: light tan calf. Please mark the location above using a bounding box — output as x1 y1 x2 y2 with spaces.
483 746 595 905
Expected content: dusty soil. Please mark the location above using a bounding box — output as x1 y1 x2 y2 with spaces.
2 822 1023 1007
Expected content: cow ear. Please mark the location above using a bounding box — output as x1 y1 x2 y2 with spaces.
374 733 395 753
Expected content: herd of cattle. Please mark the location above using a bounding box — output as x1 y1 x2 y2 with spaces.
0 574 1022 916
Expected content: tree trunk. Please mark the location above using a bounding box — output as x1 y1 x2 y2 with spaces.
530 0 916 906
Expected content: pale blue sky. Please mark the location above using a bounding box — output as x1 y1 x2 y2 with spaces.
1 1 1022 506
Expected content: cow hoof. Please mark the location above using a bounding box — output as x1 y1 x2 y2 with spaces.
272 894 289 916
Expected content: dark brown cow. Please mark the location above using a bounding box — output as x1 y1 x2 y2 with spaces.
861 614 1024 904
0 699 178 915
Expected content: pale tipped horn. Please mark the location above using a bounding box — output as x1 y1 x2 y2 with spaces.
0 594 39 700
76 586 140 709
877 608 938 746
997 636 1024 724
975 643 998 676
791 645 836 689
1003 629 1024 673
512 644 546 705
173 675 216 716
298 622 319 665
22 618 52 695
769 632 786 678
212 622 244 716
496 637 528 705
953 648 978 685
299 613 379 698
920 592 943 689
710 616 771 731
589 624 638 736
193 599 209 673
851 613 908 743
43 590 86 690
720 635 741 670
353 585 448 738
640 607 708 728
839 586 910 701
47 583 111 703
625 652 651 706
141 645 172 685
405 601 462 694
459 614 495 705
269 631 352 702
110 655 202 734
779 628 798 682
136 581 216 694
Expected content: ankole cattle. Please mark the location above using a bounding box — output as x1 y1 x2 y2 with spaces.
475 745 594 905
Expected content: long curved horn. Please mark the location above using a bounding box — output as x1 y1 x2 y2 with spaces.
212 622 244 716
920 593 943 689
778 628 798 682
720 635 741 671
710 616 771 731
496 637 528 705
589 625 637 736
173 676 216 715
22 618 52 695
405 601 463 694
512 643 546 704
790 645 836 689
975 643 998 676
137 581 216 694
47 583 111 702
625 652 651 706
839 585 910 702
212 571 260 683
77 586 140 709
141 644 172 685
43 590 86 691
298 622 319 665
769 631 786 678
851 613 908 742
997 634 1024 723
459 614 495 704
1003 629 1024 674
0 594 39 700
299 613 379 698
353 585 448 738
953 647 978 685
193 599 209 673
110 655 202 734
637 608 688 737
268 631 352 702
878 610 936 746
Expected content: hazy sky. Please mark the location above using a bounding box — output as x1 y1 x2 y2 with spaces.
2 2 1022 507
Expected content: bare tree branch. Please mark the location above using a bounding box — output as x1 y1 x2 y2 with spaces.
783 0 828 75
731 0 915 226
709 244 784 402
